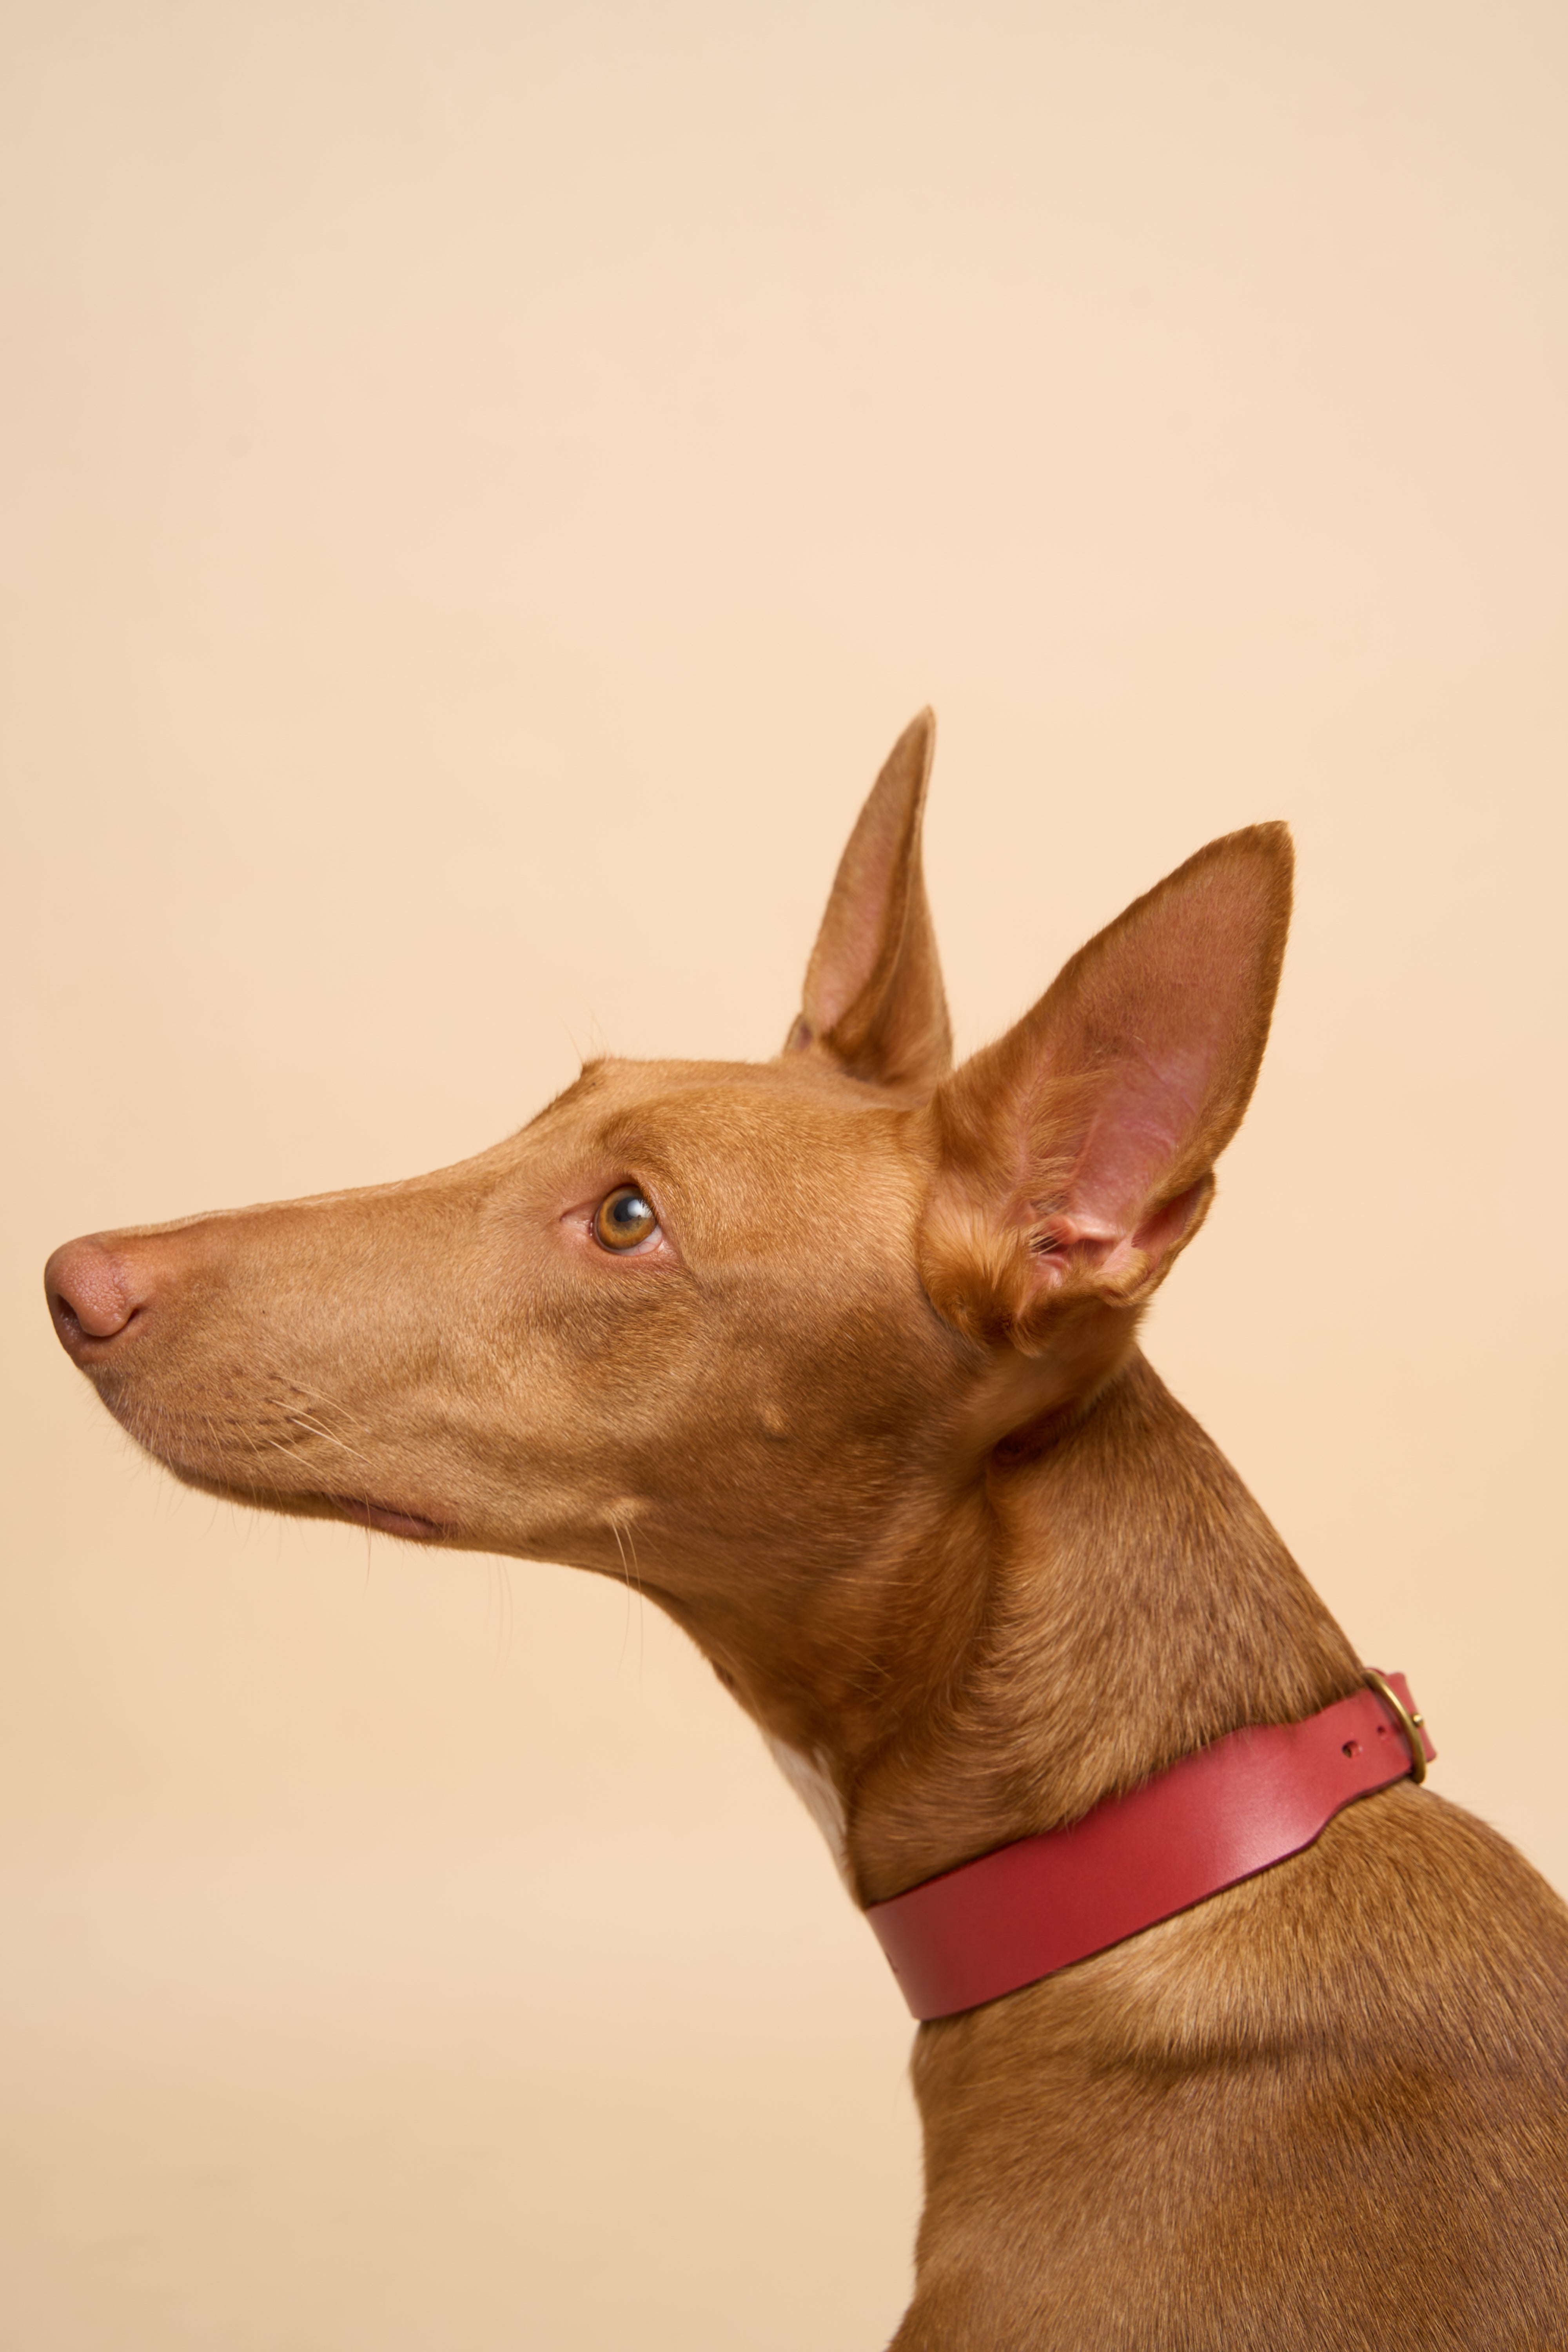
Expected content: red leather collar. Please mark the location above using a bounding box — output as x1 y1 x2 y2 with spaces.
867 1672 1434 2021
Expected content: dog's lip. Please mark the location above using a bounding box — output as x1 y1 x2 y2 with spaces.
327 1496 451 1541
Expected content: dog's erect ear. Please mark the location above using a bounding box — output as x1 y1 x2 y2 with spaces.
921 824 1293 1345
784 710 953 1093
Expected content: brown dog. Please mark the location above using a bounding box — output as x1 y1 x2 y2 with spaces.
45 713 1568 2347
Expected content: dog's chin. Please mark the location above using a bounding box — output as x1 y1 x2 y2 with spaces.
194 1472 455 1543
111 1431 457 1544
90 1393 457 1543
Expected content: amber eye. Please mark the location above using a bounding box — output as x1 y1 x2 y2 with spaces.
593 1184 659 1252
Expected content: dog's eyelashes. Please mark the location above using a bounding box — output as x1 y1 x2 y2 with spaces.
593 1185 661 1252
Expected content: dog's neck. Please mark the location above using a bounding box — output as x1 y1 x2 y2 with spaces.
752 1350 1363 1909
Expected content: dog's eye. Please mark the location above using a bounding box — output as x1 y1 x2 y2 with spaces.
594 1185 660 1252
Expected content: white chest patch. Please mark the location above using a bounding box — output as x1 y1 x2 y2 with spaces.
764 1735 853 1887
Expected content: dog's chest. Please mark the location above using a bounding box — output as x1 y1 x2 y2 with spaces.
765 1735 852 1886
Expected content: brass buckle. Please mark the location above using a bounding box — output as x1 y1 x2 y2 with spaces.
1362 1667 1428 1785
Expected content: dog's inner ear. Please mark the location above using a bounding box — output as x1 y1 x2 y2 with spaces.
921 824 1294 1345
785 709 953 1094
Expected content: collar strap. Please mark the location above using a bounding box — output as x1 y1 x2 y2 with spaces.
866 1670 1434 2021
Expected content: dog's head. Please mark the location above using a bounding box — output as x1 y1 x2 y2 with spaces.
46 711 1290 1718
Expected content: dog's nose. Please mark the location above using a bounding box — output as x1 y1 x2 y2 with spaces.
45 1236 149 1357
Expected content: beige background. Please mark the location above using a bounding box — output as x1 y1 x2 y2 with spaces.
4 4 1565 2347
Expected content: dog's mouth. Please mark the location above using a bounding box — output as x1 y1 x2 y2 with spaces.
91 1390 456 1543
327 1496 451 1542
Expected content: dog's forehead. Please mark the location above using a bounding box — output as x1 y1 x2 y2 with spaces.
532 1054 915 1145
519 1053 927 1217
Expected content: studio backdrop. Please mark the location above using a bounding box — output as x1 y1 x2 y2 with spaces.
4 5 1564 2348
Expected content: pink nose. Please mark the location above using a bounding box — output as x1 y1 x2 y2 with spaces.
45 1236 148 1356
